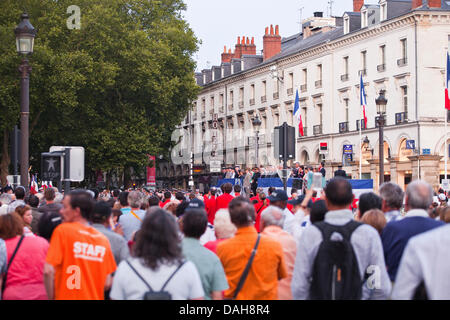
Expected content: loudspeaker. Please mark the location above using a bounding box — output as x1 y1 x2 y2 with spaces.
274 123 296 161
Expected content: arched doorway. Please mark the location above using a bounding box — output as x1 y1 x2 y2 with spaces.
300 150 310 165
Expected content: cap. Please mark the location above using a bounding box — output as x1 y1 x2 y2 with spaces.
439 193 447 201
186 198 205 211
268 190 289 202
288 195 314 209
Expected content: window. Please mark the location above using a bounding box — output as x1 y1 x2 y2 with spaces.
401 39 407 59
239 87 244 103
362 9 368 28
251 84 255 100
302 106 307 128
219 93 224 107
318 64 322 81
380 2 387 21
345 99 349 123
361 51 367 76
344 57 349 74
289 73 294 90
318 103 323 126
202 98 206 113
229 90 234 104
210 96 215 108
344 16 350 35
301 68 308 92
262 80 267 97
401 86 408 113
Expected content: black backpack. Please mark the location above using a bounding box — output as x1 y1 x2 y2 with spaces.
310 220 365 300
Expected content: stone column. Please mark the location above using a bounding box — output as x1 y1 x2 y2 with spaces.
350 161 360 180
408 155 443 191
367 159 380 191
387 157 400 186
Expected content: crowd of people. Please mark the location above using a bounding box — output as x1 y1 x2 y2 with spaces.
220 162 329 195
0 177 449 300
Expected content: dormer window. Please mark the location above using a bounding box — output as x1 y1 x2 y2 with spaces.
231 64 234 74
361 7 368 28
380 1 387 22
344 15 350 35
241 60 245 71
221 67 224 78
212 71 215 81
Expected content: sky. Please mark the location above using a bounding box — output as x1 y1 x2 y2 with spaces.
183 0 378 72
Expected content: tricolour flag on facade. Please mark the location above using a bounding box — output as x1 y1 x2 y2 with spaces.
293 89 304 137
446 52 450 110
360 74 368 129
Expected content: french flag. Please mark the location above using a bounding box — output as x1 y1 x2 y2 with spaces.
293 89 304 137
30 175 38 195
360 74 368 129
446 52 450 110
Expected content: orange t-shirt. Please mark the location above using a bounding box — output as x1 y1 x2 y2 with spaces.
46 222 117 300
217 226 287 300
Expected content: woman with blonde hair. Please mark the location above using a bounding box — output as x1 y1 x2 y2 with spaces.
360 209 387 235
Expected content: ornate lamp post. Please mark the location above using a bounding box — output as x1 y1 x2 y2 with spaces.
252 114 262 167
376 90 388 186
15 13 36 189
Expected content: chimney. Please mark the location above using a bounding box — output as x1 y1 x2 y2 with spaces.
221 45 233 63
412 0 423 8
427 0 441 8
263 24 281 61
353 0 364 12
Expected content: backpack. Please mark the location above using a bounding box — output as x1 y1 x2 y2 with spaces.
126 260 186 300
310 220 365 300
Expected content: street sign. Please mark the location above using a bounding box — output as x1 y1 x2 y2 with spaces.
41 154 62 181
422 148 431 155
320 142 328 155
49 146 85 182
210 160 221 173
406 140 415 150
442 179 450 191
343 145 353 155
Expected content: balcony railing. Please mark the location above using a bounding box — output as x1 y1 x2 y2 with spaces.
359 69 367 77
315 80 322 88
339 122 349 133
313 125 323 136
397 58 408 67
273 92 279 100
356 119 366 131
300 84 307 93
261 96 267 103
341 74 349 82
377 64 386 72
228 104 234 111
249 98 255 106
287 88 293 96
395 112 408 124
238 101 244 109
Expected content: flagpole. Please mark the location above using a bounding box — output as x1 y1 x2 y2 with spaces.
360 108 362 180
446 52 449 183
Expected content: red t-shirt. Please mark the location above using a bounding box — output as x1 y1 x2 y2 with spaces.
253 201 269 233
216 193 234 211
205 196 217 224
287 197 294 213
159 199 170 208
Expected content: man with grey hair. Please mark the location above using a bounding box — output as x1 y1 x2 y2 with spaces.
381 180 444 282
379 182 404 222
260 206 297 300
117 191 146 241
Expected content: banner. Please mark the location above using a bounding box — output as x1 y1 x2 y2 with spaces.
147 155 156 186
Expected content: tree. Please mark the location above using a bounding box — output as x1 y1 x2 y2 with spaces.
0 0 199 187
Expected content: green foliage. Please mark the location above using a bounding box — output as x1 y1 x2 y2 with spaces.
0 0 199 182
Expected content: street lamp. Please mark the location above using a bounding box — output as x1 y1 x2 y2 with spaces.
252 114 262 167
15 13 36 190
376 90 388 186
